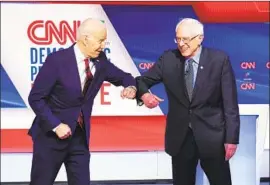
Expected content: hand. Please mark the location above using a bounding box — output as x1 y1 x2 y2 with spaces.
55 123 72 139
224 143 237 161
141 93 164 108
121 86 137 99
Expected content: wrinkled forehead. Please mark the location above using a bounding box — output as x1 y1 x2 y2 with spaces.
176 24 196 38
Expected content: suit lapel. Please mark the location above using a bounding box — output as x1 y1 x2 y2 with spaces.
67 45 83 96
191 47 209 102
84 58 102 100
170 51 190 106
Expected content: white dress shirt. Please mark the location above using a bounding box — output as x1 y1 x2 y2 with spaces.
73 44 96 90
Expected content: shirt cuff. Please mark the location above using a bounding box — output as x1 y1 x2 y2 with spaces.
127 86 137 91
52 125 60 132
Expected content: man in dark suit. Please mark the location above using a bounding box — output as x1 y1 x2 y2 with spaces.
28 18 137 185
136 18 240 185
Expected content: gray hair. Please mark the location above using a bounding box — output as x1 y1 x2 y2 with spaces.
76 18 106 41
175 18 204 36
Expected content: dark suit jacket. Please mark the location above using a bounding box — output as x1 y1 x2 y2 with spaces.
28 44 136 149
136 47 240 157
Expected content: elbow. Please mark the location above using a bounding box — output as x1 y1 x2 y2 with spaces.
122 75 136 87
28 91 38 109
28 93 34 108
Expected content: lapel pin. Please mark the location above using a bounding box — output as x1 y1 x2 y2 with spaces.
200 66 204 70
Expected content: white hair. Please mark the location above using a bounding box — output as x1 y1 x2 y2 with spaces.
76 18 105 41
76 18 91 40
175 18 204 36
76 26 88 40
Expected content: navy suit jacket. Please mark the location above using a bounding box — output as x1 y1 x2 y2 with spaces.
28 44 136 149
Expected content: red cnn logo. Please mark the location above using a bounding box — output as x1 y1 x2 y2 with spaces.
139 62 154 70
240 62 256 69
27 20 81 45
266 62 270 69
240 83 256 90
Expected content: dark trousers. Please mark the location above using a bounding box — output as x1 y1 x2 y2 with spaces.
30 125 90 185
172 128 232 185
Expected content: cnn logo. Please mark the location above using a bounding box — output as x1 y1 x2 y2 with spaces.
240 83 256 90
139 62 154 70
240 62 256 69
27 20 81 45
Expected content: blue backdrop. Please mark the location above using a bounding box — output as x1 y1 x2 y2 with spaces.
1 5 269 112
103 5 269 114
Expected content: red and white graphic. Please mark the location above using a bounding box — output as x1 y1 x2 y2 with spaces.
27 20 80 45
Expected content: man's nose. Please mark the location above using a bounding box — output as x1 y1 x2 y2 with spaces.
179 40 185 47
101 41 106 49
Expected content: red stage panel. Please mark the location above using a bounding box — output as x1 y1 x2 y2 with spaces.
0 116 166 153
20 1 269 22
193 2 269 23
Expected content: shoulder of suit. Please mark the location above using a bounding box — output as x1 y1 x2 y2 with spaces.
160 49 180 57
203 47 229 59
46 46 70 59
163 49 177 54
42 46 72 68
44 46 74 63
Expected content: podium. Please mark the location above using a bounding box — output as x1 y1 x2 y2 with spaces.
193 103 269 185
197 116 256 185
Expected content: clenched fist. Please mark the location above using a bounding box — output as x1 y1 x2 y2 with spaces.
224 143 237 161
55 123 72 139
121 86 137 99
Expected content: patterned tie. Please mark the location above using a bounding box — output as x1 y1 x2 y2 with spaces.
82 59 93 95
185 58 194 101
77 58 93 128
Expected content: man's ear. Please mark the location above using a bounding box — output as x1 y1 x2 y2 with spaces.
199 35 204 42
83 36 88 46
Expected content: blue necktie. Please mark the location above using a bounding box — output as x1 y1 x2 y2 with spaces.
185 59 194 101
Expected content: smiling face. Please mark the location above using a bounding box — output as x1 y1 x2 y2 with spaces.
175 20 204 58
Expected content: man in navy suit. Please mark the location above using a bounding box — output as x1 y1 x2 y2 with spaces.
136 18 240 185
28 18 136 185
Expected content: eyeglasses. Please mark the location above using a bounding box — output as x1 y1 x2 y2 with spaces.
174 34 199 44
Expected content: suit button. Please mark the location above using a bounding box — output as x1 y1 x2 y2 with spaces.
189 109 192 114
